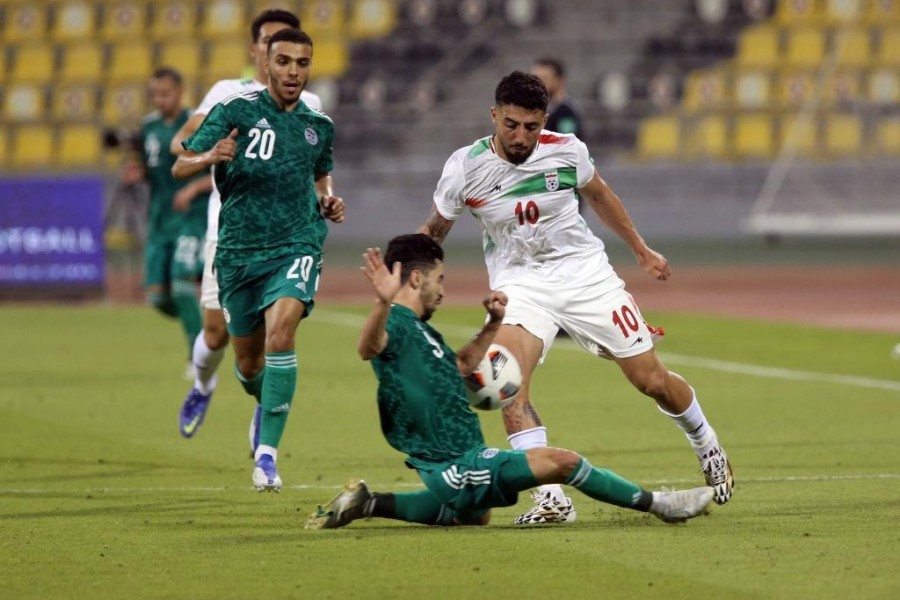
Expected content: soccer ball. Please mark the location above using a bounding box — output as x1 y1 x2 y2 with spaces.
463 344 522 411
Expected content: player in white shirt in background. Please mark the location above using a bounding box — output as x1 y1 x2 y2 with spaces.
419 71 734 524
170 9 322 441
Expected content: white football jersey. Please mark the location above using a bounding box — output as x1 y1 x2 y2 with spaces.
194 78 322 241
433 132 615 290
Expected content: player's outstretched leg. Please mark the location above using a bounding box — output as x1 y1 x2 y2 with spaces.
306 480 373 529
648 487 715 523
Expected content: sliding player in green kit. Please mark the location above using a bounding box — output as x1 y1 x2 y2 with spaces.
306 234 713 528
172 28 344 491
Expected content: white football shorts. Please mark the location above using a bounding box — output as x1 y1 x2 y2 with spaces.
200 238 220 309
499 275 655 363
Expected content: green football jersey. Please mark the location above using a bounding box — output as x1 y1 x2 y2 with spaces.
140 109 209 241
182 89 334 266
371 305 485 467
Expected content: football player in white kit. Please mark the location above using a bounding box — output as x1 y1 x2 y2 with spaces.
419 71 734 524
169 9 322 441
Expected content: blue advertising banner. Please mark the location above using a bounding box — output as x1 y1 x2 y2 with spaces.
0 177 105 288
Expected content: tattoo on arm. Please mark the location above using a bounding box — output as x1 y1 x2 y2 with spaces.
420 210 454 245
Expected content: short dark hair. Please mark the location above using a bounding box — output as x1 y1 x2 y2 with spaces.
251 8 300 42
383 234 444 285
151 66 183 86
495 71 548 112
533 57 565 78
267 27 313 54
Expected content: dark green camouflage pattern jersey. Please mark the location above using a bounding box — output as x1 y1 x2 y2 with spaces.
372 304 485 468
140 109 209 241
183 89 334 266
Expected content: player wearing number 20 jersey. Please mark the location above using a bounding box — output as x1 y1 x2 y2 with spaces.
184 89 333 268
433 133 616 292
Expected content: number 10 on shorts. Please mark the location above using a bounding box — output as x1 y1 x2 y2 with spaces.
612 304 640 338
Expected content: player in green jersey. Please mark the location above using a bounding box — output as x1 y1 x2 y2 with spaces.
172 28 344 491
133 67 210 377
305 234 713 529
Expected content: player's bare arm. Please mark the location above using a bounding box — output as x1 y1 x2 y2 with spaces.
170 113 207 156
357 248 400 360
455 292 507 376
171 128 238 179
315 173 345 223
580 169 671 281
172 176 213 211
418 207 455 245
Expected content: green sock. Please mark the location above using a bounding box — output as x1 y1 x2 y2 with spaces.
566 457 653 511
235 364 265 402
171 280 202 356
380 491 458 525
148 292 177 318
258 351 297 448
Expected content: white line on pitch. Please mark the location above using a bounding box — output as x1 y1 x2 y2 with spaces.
313 310 900 392
2 473 898 495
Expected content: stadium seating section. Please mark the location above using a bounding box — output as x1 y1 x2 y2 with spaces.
633 0 900 161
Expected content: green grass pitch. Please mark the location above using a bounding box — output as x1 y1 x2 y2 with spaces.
1 304 898 599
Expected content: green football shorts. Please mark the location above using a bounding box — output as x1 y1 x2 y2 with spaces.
143 228 204 287
416 447 537 513
216 252 322 337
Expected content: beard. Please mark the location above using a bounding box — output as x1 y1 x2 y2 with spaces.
504 144 532 165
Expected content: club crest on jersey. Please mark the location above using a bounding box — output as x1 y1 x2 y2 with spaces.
544 171 559 192
305 127 318 145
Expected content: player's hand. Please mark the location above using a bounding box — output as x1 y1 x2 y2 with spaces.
637 247 671 281
483 291 508 324
361 247 401 304
207 128 238 164
172 186 194 212
320 195 345 223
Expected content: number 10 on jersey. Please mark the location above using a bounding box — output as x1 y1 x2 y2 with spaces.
514 200 539 225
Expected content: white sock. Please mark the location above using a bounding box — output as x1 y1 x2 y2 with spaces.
508 427 566 502
658 392 712 449
255 444 277 462
193 334 224 395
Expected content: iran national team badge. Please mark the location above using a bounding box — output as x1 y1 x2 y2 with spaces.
544 171 559 191
304 127 318 145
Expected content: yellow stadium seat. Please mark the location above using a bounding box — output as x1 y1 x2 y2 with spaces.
301 0 347 37
778 113 818 156
150 1 196 38
737 25 781 68
682 68 728 112
776 0 821 24
310 38 349 78
251 0 299 16
3 82 45 121
59 42 105 83
201 0 246 37
52 84 99 121
51 0 98 41
875 117 900 153
348 0 397 39
824 0 863 23
824 113 862 155
875 28 900 65
0 131 7 168
734 113 775 158
867 68 900 104
688 114 728 158
59 125 102 167
11 125 55 168
9 45 55 83
866 0 900 23
785 27 826 68
107 42 154 82
734 70 773 109
833 27 871 67
776 70 816 107
824 70 861 105
157 39 202 80
637 115 680 159
205 39 251 82
2 4 46 42
100 1 149 40
102 81 147 125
